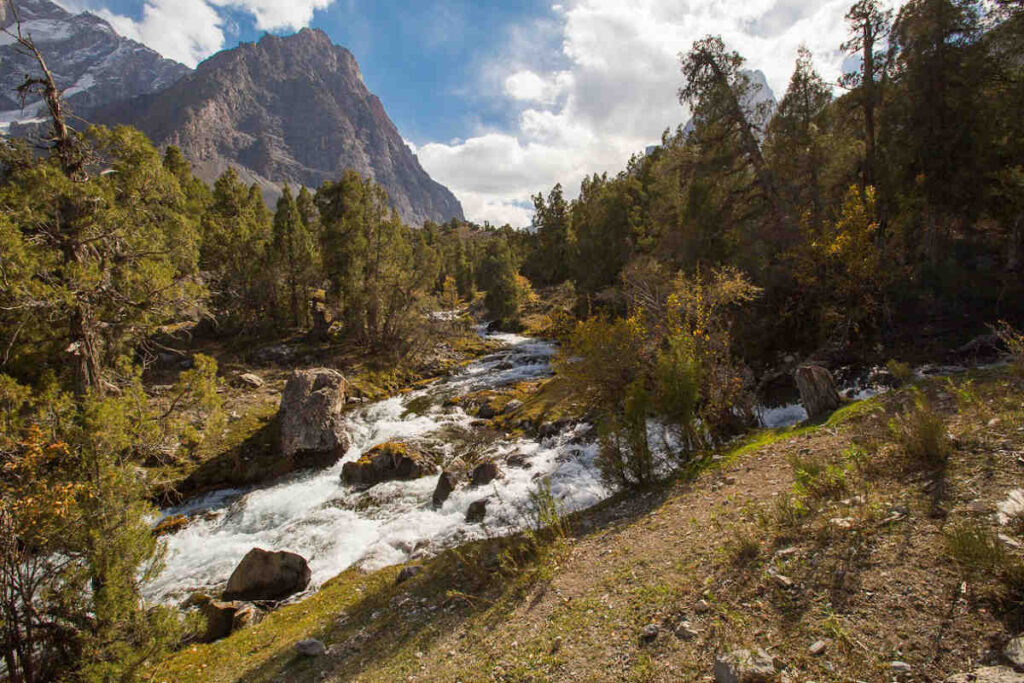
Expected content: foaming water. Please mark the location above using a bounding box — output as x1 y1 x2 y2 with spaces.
146 333 606 604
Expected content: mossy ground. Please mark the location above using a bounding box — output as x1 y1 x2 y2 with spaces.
150 366 1024 682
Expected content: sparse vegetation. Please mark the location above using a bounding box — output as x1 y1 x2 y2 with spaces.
889 390 952 468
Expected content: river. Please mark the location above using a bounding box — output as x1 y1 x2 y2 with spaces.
146 332 608 604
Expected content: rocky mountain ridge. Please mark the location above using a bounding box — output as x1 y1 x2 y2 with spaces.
93 29 464 225
0 0 188 130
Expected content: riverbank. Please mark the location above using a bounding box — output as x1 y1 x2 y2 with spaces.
147 362 1024 682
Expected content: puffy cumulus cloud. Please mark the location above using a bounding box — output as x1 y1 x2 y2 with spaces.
420 0 904 227
97 0 336 67
503 70 572 105
99 0 224 67
209 0 334 31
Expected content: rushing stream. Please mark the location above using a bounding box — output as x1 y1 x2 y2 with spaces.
148 328 918 604
147 332 608 604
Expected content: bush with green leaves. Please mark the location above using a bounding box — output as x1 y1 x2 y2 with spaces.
557 267 758 488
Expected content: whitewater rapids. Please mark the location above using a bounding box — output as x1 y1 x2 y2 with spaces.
146 332 608 604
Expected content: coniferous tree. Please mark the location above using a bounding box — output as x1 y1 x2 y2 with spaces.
840 0 893 191
766 47 833 233
270 185 318 327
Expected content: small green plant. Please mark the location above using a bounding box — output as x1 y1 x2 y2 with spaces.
790 455 849 501
889 390 951 468
992 321 1024 374
946 521 1007 576
725 529 762 567
772 493 811 530
885 359 914 386
945 520 1024 597
527 478 571 542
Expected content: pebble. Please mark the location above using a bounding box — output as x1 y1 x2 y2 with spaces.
890 661 912 675
808 640 827 656
675 620 699 640
640 623 659 643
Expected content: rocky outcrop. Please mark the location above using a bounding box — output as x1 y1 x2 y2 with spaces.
197 598 263 642
0 0 188 126
341 442 433 488
713 648 776 682
1006 634 1024 670
222 548 311 602
295 638 327 657
279 368 349 467
794 365 841 420
92 29 463 226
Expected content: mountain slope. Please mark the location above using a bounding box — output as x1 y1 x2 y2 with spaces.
0 0 188 129
95 29 464 226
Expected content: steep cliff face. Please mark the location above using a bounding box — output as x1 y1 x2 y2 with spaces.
97 29 464 225
0 0 188 128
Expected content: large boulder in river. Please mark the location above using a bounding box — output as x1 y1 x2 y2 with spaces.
470 461 501 487
794 365 841 420
279 368 349 467
341 442 434 488
432 471 457 507
222 548 311 602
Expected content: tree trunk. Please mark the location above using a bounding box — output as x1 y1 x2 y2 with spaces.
69 308 101 398
863 33 877 191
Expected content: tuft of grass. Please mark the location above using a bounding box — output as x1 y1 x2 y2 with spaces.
992 321 1024 374
885 359 914 386
945 520 1024 596
790 455 849 502
889 390 951 468
725 529 762 567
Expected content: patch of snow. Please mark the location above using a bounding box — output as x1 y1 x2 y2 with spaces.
2 18 75 45
62 71 95 98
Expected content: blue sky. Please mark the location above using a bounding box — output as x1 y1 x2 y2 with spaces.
59 0 904 226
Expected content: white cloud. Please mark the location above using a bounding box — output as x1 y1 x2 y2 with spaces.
96 0 336 68
419 0 905 227
209 0 334 31
98 0 224 67
503 70 572 104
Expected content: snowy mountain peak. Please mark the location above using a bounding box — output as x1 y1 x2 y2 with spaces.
0 0 189 130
